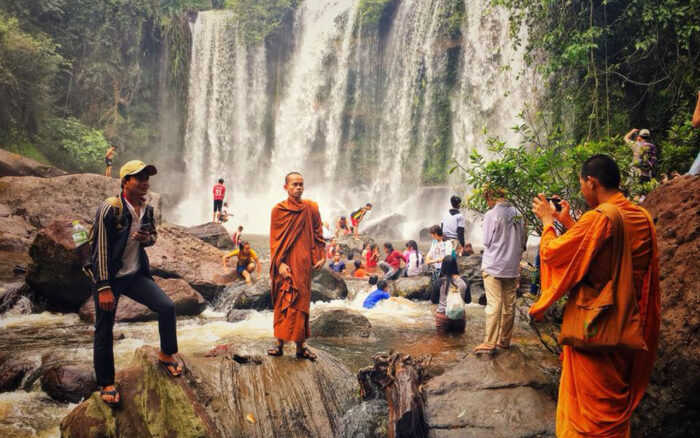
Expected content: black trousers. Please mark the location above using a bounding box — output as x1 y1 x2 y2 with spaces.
93 273 178 387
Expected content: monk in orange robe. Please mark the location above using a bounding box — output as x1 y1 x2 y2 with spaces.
268 172 326 360
530 154 660 437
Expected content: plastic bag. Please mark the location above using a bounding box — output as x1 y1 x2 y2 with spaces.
445 283 465 320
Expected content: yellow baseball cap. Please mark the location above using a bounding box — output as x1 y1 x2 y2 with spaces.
119 160 158 180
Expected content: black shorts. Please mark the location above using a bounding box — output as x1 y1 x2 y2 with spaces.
213 199 223 212
105 158 112 166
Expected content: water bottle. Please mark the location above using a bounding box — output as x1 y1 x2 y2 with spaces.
71 220 91 268
71 221 89 247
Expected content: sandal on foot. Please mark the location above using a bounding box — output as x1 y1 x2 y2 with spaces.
159 360 182 377
267 345 283 356
100 388 122 408
473 343 496 354
296 347 317 361
496 342 510 349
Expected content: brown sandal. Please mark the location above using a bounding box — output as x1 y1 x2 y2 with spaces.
267 345 283 356
296 347 317 361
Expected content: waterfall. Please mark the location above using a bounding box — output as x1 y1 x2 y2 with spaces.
171 1 535 236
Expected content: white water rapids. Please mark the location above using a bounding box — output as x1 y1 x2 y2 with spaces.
170 0 537 235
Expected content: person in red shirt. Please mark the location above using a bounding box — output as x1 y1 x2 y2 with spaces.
212 178 226 222
366 244 379 271
379 242 407 280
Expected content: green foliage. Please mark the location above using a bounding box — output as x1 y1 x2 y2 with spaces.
0 13 65 136
357 0 396 28
224 0 297 46
40 117 109 173
459 108 667 235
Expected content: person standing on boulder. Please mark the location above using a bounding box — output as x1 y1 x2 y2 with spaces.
530 154 660 437
441 195 468 256
212 178 226 222
104 145 116 177
90 160 181 408
268 172 325 361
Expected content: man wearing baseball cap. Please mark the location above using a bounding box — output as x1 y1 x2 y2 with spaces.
624 128 657 183
89 160 181 408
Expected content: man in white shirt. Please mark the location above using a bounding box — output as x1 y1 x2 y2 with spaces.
441 195 467 256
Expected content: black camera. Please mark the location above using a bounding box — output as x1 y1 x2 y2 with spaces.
546 197 562 212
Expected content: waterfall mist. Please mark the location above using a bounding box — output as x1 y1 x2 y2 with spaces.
167 1 537 236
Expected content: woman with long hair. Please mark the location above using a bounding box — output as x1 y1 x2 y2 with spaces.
404 240 425 277
431 255 468 333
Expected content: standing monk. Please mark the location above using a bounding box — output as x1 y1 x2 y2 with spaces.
268 172 326 360
530 154 660 437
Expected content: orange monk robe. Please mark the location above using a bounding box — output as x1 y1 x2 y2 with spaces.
270 198 325 344
529 192 660 437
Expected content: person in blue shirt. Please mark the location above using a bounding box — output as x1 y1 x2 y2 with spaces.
363 280 390 309
328 252 346 274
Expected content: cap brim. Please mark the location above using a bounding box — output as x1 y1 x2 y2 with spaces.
127 164 158 177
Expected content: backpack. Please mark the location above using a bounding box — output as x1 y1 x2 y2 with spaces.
445 281 465 320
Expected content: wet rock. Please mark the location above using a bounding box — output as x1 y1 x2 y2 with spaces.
363 213 408 240
214 274 272 311
186 222 233 249
25 220 94 312
423 347 556 437
0 282 32 316
0 214 34 253
146 223 228 300
391 276 432 300
78 277 207 323
0 148 67 178
337 399 389 438
336 234 374 259
310 308 374 338
225 308 253 323
0 358 37 393
634 175 700 437
41 362 96 403
61 344 357 437
311 268 348 301
0 174 161 230
458 254 485 304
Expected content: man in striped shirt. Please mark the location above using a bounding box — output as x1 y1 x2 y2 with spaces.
90 160 181 408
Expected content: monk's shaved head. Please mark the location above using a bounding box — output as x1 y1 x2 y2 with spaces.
581 154 620 189
285 172 303 184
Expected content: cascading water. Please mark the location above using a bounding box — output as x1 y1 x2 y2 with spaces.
171 1 535 236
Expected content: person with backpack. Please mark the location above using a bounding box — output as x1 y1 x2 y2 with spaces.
623 128 657 183
431 255 468 333
89 160 181 408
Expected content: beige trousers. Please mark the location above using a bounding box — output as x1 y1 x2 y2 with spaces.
482 272 518 347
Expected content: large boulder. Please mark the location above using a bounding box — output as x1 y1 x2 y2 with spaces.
146 224 229 300
0 148 67 178
311 268 348 301
391 276 432 300
362 213 408 240
26 220 93 312
423 347 556 437
0 357 37 393
41 362 96 403
0 213 34 253
186 222 233 249
61 344 357 438
634 175 700 437
78 277 207 323
0 282 32 316
310 308 374 338
458 254 485 302
0 174 161 230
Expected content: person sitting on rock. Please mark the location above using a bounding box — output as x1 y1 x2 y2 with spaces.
404 240 425 277
328 252 346 275
326 238 339 259
218 202 230 223
322 221 333 242
89 160 181 409
379 242 407 280
431 255 468 333
335 216 351 236
366 243 379 271
222 240 261 284
352 259 370 279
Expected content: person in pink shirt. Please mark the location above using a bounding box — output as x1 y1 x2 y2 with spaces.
231 225 243 247
212 178 226 222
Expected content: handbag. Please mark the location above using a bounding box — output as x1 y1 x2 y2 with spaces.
558 203 646 351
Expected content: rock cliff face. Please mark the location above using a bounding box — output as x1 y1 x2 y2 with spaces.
61 344 357 438
635 175 700 437
0 148 67 178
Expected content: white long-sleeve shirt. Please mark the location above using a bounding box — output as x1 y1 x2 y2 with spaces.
481 202 525 278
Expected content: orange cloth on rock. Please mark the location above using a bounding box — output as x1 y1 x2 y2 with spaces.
529 192 660 437
270 198 325 344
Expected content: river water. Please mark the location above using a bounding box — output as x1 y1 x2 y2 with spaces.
0 235 556 437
